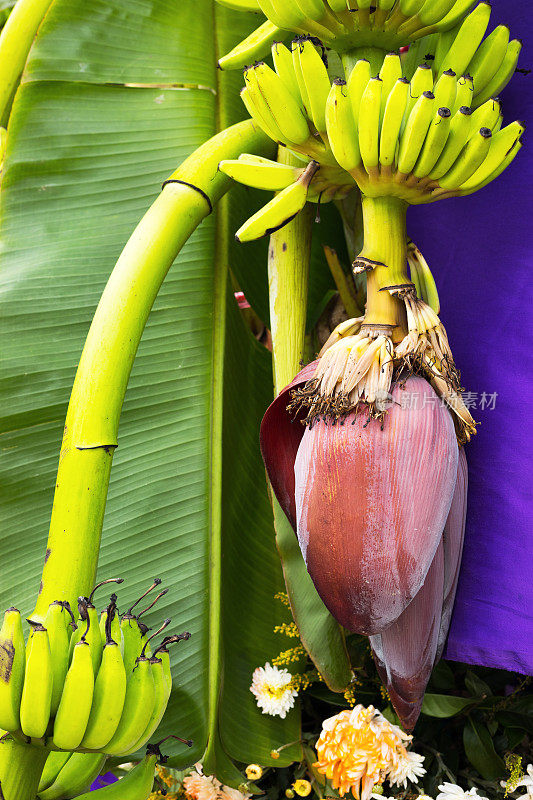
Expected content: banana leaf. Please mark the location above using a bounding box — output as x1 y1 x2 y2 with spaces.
0 0 305 773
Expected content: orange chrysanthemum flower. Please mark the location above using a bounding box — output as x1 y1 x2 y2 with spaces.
314 705 412 800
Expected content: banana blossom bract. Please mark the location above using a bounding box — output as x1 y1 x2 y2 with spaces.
261 365 467 729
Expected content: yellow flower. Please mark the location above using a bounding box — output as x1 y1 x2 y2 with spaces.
314 705 412 800
293 779 312 796
286 790 295 798
270 750 281 760
245 764 263 780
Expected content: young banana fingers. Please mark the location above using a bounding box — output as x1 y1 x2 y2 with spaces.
81 597 127 751
458 121 525 192
218 20 282 70
426 104 472 181
53 639 94 750
102 655 156 756
358 77 383 180
411 106 452 181
218 156 301 190
127 656 171 754
293 37 331 135
44 602 69 716
474 39 522 107
69 748 163 799
397 90 435 179
379 77 410 178
325 79 362 175
38 753 107 800
437 126 492 190
20 621 53 739
38 751 72 793
436 0 491 79
235 161 318 242
0 608 25 733
467 24 510 96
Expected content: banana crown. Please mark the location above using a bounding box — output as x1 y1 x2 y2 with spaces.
218 0 489 67
229 34 524 229
0 580 191 758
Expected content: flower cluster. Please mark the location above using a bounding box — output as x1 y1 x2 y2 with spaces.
250 662 298 719
182 764 251 800
314 705 424 800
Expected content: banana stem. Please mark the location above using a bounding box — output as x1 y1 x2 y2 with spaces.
31 119 274 622
269 148 313 393
0 0 54 126
358 194 409 338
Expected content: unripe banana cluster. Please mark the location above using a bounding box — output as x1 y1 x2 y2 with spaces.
0 579 190 759
218 0 487 69
219 29 523 242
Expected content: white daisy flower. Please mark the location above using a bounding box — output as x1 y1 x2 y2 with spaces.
249 662 298 718
388 749 426 787
508 763 533 799
436 782 488 799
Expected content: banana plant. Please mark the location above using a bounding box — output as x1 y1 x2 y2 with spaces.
0 0 351 795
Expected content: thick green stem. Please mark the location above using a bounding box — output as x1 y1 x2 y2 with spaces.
267 150 352 693
269 149 313 393
32 119 273 622
358 194 409 337
0 0 54 125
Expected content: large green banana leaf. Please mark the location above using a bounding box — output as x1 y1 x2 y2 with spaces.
0 0 350 778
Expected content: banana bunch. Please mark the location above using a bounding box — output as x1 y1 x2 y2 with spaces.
0 578 190 759
404 2 522 108
216 0 479 69
223 39 524 240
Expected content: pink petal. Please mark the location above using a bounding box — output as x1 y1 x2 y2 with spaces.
293 377 458 635
370 539 445 732
437 447 468 660
260 360 318 528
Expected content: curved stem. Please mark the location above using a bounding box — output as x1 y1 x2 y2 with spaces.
32 118 274 621
0 0 54 125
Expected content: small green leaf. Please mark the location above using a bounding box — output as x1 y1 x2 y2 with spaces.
431 660 456 691
463 716 506 780
496 710 533 735
421 693 478 718
465 670 492 698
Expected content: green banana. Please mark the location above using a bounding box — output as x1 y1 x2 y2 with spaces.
0 608 25 732
235 161 318 242
437 125 492 189
397 89 435 178
44 602 69 715
103 655 156 756
452 73 473 113
403 63 434 127
292 38 331 134
272 41 302 102
68 741 192 800
378 53 402 122
433 68 457 110
459 121 525 190
358 76 382 180
252 61 311 145
458 138 522 195
468 24 510 95
346 58 371 123
412 106 451 179
219 155 300 190
469 97 501 135
218 20 282 70
38 751 72 793
398 0 456 38
128 656 170 753
20 621 52 739
326 78 361 172
130 633 190 753
53 639 94 750
426 104 472 180
436 1 491 79
81 597 127 751
379 77 410 178
241 79 285 144
428 0 476 33
474 39 522 107
121 615 144 677
38 753 107 800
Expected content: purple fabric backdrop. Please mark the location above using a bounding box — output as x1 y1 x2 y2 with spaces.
408 1 533 674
